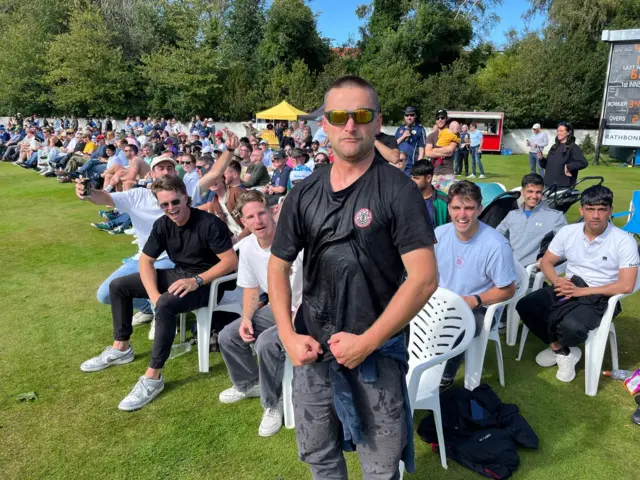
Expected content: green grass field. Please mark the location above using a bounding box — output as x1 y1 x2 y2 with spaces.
1 155 639 480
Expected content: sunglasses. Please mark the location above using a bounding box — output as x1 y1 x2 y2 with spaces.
159 199 182 210
196 165 206 170
404 113 416 117
324 108 377 125
436 116 447 121
180 161 192 165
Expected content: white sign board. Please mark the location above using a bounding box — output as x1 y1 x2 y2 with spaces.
602 128 640 146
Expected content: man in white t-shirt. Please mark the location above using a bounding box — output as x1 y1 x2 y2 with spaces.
434 181 516 389
218 190 303 437
516 185 639 383
179 153 200 201
77 157 178 330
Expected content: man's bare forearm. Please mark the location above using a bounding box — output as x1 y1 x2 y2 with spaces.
268 256 295 339
139 256 160 303
242 287 261 321
199 150 233 190
374 139 400 163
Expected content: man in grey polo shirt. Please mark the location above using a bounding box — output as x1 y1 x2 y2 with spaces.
497 173 567 268
516 185 639 383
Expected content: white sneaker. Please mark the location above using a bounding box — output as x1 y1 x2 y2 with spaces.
124 228 136 235
132 311 154 326
556 347 582 383
219 384 261 404
259 401 284 437
535 347 557 367
131 239 137 245
466 174 476 178
148 319 156 340
479 174 486 179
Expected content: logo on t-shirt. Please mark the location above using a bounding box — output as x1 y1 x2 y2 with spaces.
354 208 373 228
456 256 463 267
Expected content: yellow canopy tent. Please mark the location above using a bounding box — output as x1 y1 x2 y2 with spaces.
255 101 308 148
255 101 307 121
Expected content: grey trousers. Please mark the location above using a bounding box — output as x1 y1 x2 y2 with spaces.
218 305 285 409
293 357 407 480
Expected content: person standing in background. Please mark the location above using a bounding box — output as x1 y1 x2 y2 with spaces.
528 123 549 176
467 122 485 179
395 106 426 176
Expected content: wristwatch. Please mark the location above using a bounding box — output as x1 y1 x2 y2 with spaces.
193 275 204 288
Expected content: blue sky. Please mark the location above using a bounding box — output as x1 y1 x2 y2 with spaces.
313 0 545 47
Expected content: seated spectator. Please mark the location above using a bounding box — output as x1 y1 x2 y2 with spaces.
434 181 516 389
390 151 407 171
1 127 25 161
223 159 243 189
497 173 567 268
194 155 214 206
516 185 639 383
141 144 153 164
288 148 312 189
410 160 450 228
64 132 96 174
77 156 179 333
178 154 200 200
218 190 303 437
79 175 237 411
261 150 291 206
280 128 295 150
313 152 331 169
243 149 270 188
259 139 273 169
237 144 252 179
200 175 249 243
106 144 150 191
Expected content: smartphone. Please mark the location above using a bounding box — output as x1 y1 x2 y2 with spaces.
80 177 91 197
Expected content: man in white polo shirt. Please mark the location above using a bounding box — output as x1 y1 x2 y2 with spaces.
218 190 303 437
516 185 639 382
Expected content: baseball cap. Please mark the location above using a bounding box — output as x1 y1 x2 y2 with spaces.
272 149 286 160
215 131 223 137
291 148 305 158
532 123 541 130
150 156 177 169
202 146 213 154
403 106 417 115
96 134 105 140
259 139 268 145
436 109 448 118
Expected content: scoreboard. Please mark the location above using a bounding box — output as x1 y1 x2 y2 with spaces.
599 30 640 149
603 43 640 127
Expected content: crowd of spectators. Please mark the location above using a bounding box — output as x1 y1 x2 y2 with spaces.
2 82 636 479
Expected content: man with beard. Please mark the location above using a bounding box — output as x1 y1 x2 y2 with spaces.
394 106 425 175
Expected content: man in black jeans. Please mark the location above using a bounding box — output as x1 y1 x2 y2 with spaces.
516 185 639 383
80 175 238 411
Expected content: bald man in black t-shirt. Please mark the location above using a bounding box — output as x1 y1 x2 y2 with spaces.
268 76 438 478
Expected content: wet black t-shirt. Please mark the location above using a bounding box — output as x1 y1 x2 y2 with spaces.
143 208 233 275
271 154 436 359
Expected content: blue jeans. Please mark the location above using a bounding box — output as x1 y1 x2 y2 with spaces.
470 146 484 175
528 152 544 176
78 158 107 178
103 213 132 229
97 256 175 314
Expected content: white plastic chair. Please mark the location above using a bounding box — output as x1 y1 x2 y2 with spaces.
282 356 295 429
464 259 529 390
405 287 476 471
505 262 538 346
517 265 640 396
178 273 243 372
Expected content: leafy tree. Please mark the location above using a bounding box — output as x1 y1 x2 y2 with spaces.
46 8 134 116
259 0 331 73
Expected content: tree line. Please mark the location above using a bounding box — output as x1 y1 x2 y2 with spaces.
0 0 638 128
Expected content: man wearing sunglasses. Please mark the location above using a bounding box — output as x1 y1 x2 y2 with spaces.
425 109 459 192
269 76 438 478
394 106 426 175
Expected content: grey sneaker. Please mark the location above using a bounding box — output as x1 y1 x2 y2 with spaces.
118 375 165 411
80 346 134 372
132 311 154 326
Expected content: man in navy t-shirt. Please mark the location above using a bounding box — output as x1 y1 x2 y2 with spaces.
395 106 426 175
